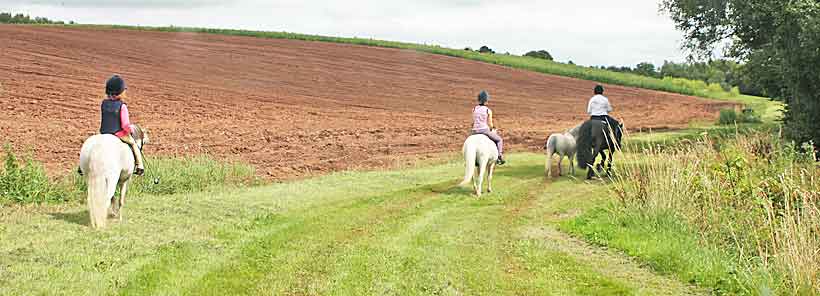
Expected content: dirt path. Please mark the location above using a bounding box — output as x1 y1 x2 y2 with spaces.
0 153 704 295
0 25 730 179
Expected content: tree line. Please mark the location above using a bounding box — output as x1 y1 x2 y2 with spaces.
0 12 72 25
592 60 764 96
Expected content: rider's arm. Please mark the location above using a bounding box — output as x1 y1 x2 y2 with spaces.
120 104 133 134
488 109 495 130
605 98 613 112
587 98 594 115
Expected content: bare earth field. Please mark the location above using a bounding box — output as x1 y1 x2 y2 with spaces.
0 25 730 178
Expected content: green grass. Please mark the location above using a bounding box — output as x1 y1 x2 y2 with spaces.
560 208 758 295
0 147 256 206
564 129 819 295
0 153 702 295
27 22 765 102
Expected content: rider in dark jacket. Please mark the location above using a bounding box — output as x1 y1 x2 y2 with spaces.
100 75 144 176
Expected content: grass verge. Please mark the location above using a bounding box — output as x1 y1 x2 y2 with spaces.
0 147 256 206
563 129 819 295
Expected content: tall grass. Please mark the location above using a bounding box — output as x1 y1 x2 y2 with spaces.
608 131 819 294
0 145 76 204
64 23 749 101
0 146 256 206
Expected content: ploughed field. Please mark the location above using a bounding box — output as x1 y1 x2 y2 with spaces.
0 25 729 178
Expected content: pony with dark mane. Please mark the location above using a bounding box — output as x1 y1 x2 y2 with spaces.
575 119 623 179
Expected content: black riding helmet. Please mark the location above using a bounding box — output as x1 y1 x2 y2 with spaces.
106 75 127 96
478 90 490 105
594 84 604 95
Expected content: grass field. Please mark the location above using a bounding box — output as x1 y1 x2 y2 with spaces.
0 153 706 295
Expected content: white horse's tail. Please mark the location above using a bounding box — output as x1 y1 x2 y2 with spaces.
545 135 557 175
459 142 477 187
86 173 108 229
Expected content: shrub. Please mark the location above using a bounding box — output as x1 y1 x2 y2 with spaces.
0 145 76 205
1 144 257 206
524 50 553 61
719 108 762 125
719 109 738 125
610 131 820 294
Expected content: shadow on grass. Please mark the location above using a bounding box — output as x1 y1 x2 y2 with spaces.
494 164 544 179
48 210 88 226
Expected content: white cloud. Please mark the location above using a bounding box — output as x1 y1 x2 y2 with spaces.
2 0 689 66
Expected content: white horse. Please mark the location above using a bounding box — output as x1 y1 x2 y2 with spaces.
458 133 499 197
78 125 148 229
544 124 581 177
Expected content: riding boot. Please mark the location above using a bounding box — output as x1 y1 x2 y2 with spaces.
129 142 145 176
496 155 506 165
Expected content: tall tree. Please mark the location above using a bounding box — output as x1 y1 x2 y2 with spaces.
662 0 820 150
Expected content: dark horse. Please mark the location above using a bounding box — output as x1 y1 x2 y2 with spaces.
576 118 623 179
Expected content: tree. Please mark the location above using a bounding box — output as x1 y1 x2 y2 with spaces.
524 50 553 61
478 46 495 54
662 0 820 152
634 62 659 78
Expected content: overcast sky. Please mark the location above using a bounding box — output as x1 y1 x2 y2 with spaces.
2 0 690 66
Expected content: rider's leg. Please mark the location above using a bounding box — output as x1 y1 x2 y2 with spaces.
119 135 145 175
485 131 505 164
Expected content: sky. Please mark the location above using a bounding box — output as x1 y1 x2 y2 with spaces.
1 0 690 66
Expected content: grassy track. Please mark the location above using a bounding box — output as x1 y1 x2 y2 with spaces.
0 153 701 295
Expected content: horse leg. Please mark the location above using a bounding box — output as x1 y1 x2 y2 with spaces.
545 149 553 177
473 165 479 193
569 152 576 176
487 162 495 193
113 179 129 222
606 149 615 176
558 154 565 176
476 161 488 197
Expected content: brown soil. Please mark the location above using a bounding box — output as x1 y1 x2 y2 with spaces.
0 26 731 179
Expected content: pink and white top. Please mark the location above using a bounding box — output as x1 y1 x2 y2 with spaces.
472 105 491 132
115 103 133 138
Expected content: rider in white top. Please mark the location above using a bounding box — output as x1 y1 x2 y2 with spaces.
587 93 612 116
587 85 619 127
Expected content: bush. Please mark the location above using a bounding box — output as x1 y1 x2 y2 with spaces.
0 145 76 205
524 50 553 61
608 131 820 294
478 45 494 54
1 145 257 206
719 108 762 125
718 109 738 125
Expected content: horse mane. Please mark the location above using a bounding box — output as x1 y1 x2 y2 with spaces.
566 123 583 137
130 124 148 144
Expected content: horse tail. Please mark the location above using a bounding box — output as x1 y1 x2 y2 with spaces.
576 121 594 169
459 140 477 187
86 173 108 229
545 135 557 175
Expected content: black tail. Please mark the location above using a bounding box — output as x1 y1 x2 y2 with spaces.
576 120 594 169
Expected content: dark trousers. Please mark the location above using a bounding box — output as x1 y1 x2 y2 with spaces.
591 115 620 127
